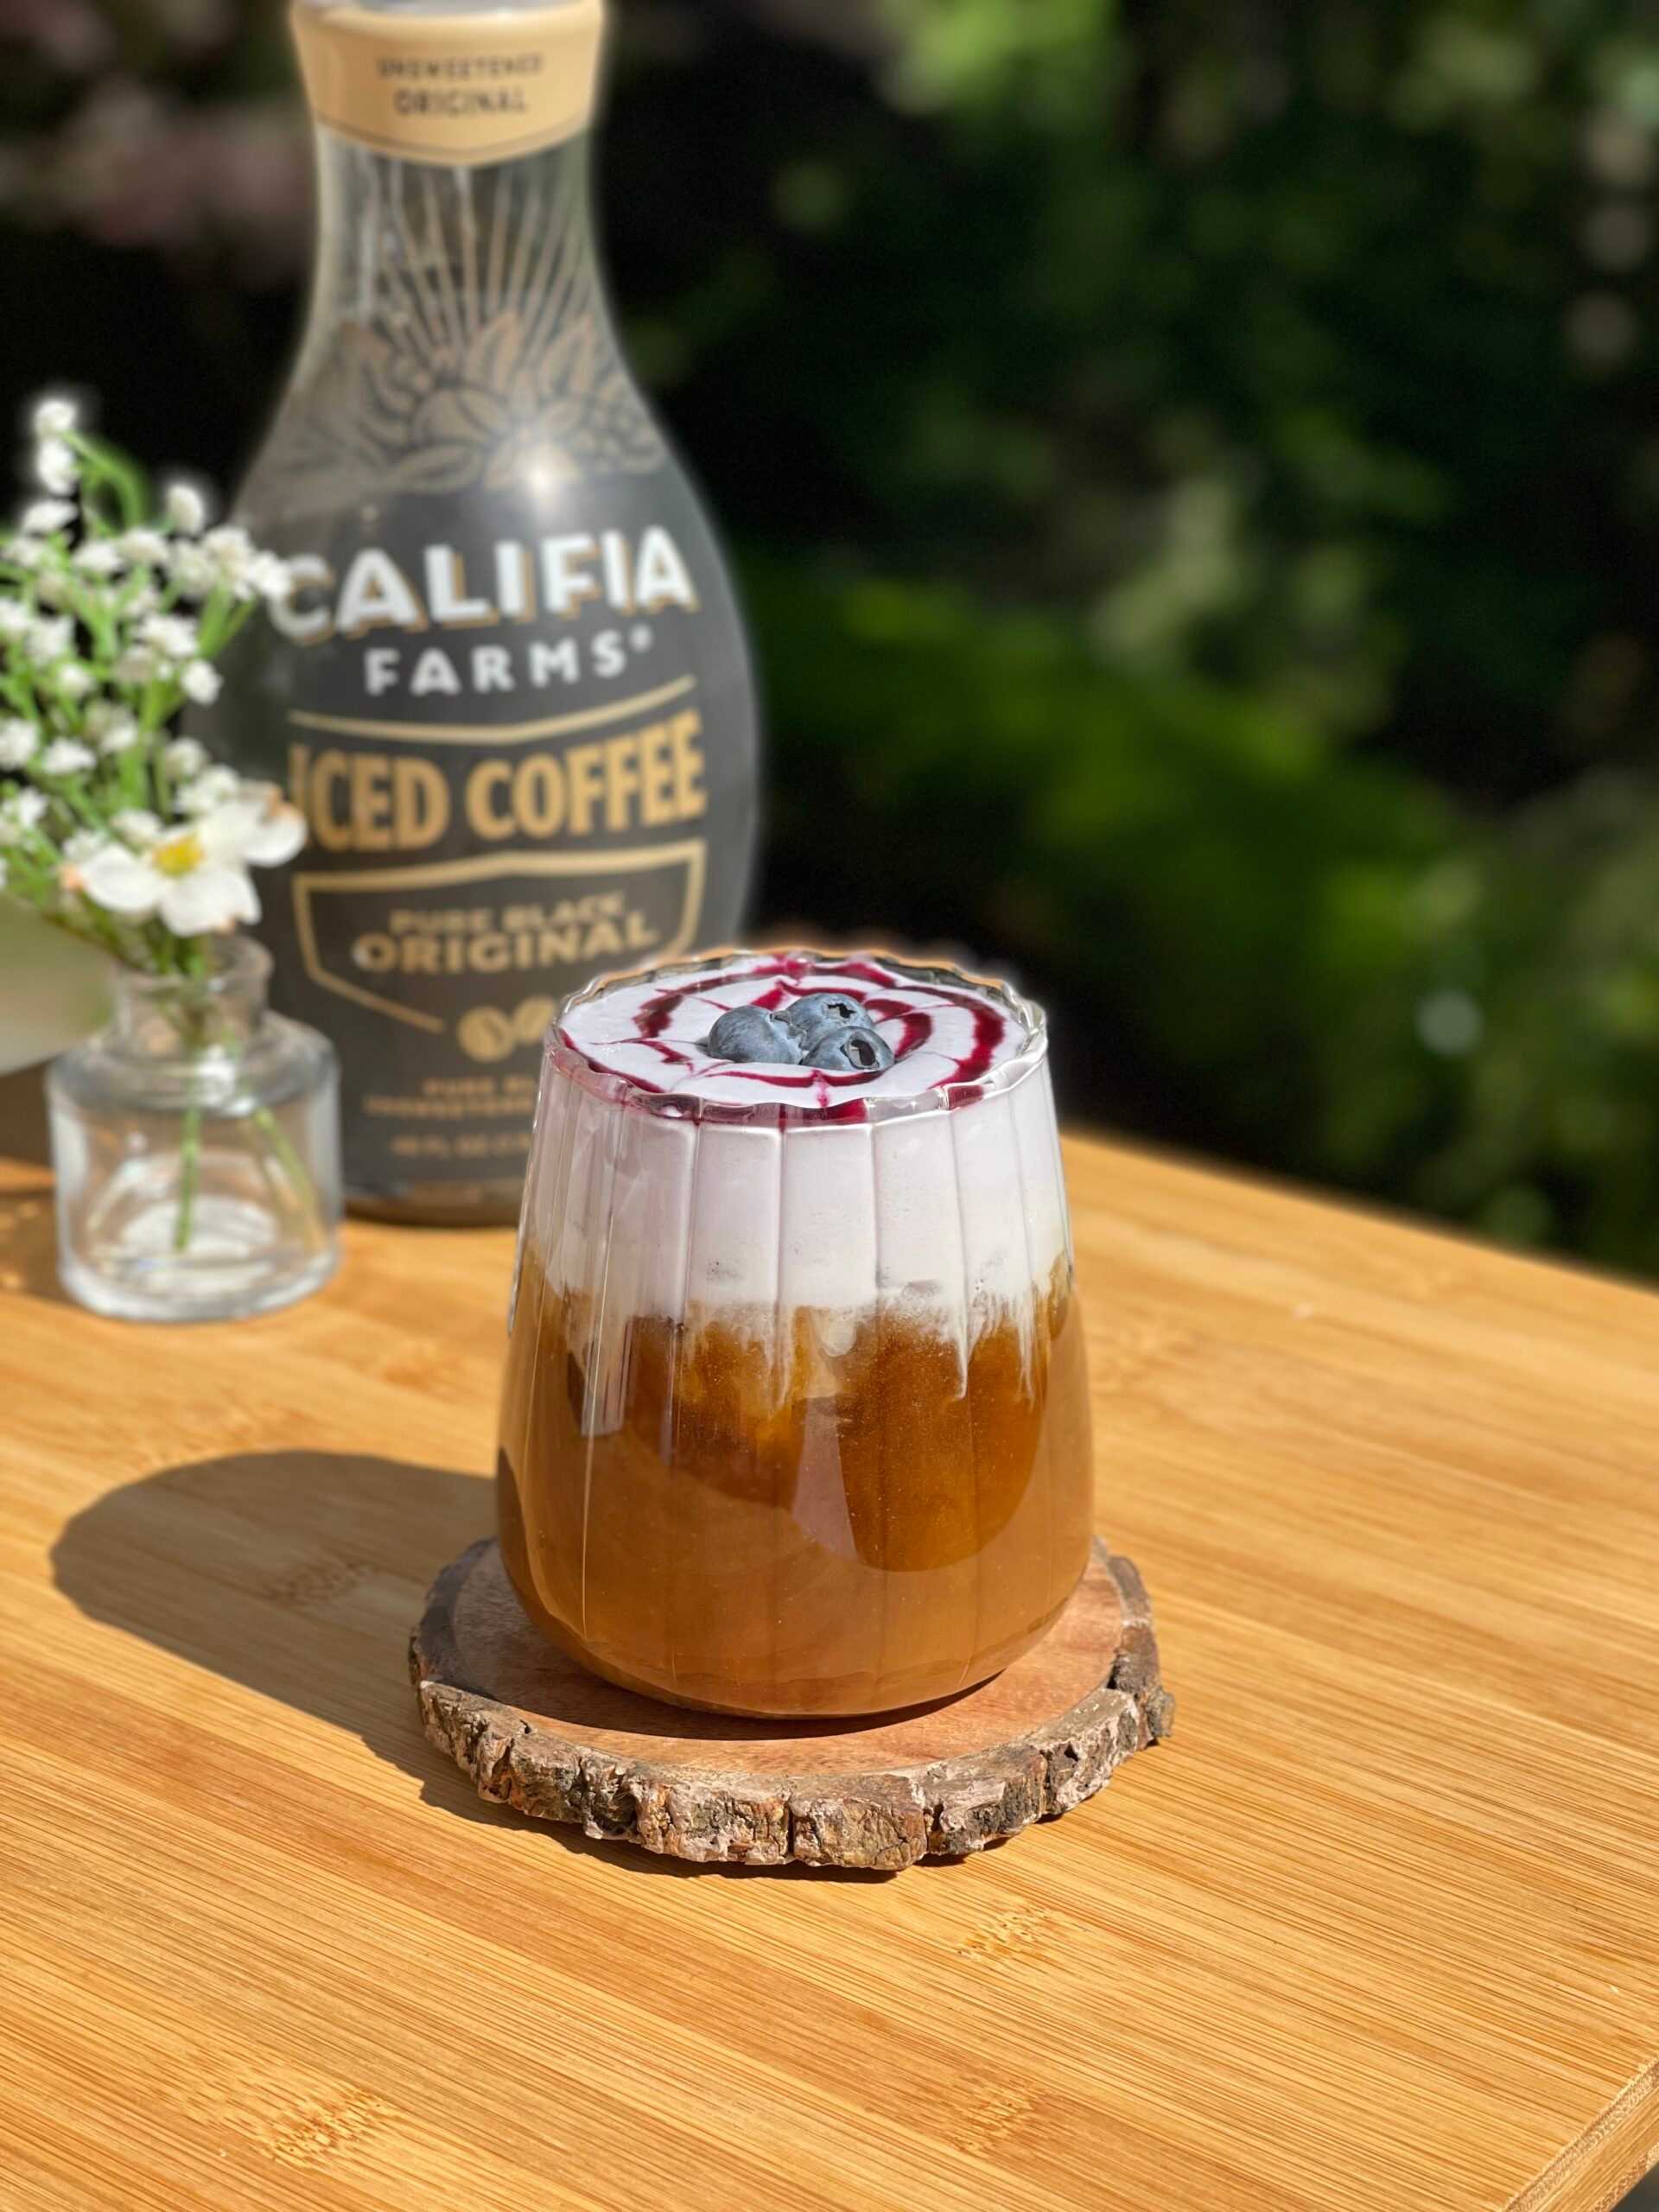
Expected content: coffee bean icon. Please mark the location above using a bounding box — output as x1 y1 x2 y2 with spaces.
458 1007 518 1064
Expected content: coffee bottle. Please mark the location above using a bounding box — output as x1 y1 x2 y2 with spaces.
196 0 760 1222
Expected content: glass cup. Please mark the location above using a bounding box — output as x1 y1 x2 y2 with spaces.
496 950 1095 1717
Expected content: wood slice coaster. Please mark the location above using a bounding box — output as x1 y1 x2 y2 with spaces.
411 1539 1173 1871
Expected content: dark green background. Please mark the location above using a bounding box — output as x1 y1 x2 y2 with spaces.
7 0 1659 1271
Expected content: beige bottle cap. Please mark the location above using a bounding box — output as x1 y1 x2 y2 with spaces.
290 0 606 168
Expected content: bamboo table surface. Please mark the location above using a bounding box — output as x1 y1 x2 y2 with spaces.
2 1132 1656 2212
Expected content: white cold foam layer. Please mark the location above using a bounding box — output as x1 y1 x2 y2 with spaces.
558 952 1032 1105
527 1053 1071 1335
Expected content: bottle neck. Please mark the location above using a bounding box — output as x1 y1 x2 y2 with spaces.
295 128 605 386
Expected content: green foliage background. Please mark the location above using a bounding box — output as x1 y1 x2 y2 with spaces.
5 0 1659 1268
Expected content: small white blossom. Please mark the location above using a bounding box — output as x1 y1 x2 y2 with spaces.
39 738 93 777
0 791 43 844
73 540 125 578
0 719 36 769
94 712 141 757
118 528 168 567
32 397 78 441
62 829 108 865
34 572 71 611
113 808 162 846
164 736 207 779
168 543 219 599
36 441 79 497
164 483 208 535
0 598 32 639
29 615 74 660
205 524 253 564
81 795 305 936
181 660 222 706
6 537 42 573
249 552 296 604
124 582 161 620
114 646 158 685
56 662 96 701
180 766 241 816
22 499 75 537
140 612 200 664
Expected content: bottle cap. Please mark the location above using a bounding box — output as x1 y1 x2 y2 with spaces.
290 0 605 168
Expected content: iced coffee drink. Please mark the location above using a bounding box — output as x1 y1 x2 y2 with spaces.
497 950 1095 1716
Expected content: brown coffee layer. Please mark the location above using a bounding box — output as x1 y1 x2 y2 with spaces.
497 1255 1096 1716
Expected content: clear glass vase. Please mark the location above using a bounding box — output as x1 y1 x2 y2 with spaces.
47 938 342 1323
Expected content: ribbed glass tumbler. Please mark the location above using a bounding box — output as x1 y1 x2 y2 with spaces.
496 953 1096 1717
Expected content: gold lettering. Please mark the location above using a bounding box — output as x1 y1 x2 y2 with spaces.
350 753 392 851
513 754 565 837
564 741 607 836
392 758 450 849
638 722 677 826
310 749 355 852
668 710 707 821
465 760 517 841
603 733 643 831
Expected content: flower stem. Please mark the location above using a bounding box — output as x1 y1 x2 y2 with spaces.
175 1096 203 1255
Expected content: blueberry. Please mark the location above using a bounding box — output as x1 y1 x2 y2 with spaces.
782 993 875 1051
806 1024 894 1075
706 1005 803 1065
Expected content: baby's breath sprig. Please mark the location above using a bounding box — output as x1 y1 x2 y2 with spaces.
0 391 307 981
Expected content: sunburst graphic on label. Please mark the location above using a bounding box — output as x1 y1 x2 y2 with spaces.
270 161 664 508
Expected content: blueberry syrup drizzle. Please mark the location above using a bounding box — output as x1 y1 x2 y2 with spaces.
563 956 1026 1110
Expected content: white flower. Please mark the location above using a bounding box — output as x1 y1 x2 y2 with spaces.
29 615 74 660
62 829 108 866
250 552 295 603
32 397 78 441
168 543 218 598
205 524 253 565
164 736 207 779
0 791 48 845
124 582 160 619
0 598 32 639
140 612 200 664
118 528 168 567
22 499 75 537
73 540 125 578
94 713 141 757
181 660 222 706
112 809 162 846
164 483 208 535
39 739 93 777
55 663 95 701
33 571 68 609
6 537 42 573
0 719 36 769
179 766 241 816
79 795 304 936
36 442 79 497
114 646 157 685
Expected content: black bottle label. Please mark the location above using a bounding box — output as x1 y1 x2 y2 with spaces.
200 120 758 1219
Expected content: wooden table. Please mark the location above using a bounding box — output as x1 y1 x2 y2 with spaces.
2 1135 1656 2212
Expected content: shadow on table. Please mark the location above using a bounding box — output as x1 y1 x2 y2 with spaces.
49 1450 918 1882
